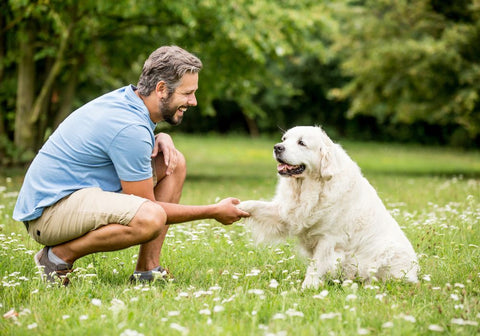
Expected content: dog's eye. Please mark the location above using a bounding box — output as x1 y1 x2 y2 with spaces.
298 140 306 147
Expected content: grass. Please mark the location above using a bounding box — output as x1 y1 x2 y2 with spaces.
0 133 479 335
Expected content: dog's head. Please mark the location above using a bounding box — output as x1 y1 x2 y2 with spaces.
273 126 337 180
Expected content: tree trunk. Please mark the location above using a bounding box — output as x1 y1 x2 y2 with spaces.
29 22 73 126
244 113 260 137
14 20 74 153
54 60 79 128
0 4 5 83
0 9 5 140
14 24 35 151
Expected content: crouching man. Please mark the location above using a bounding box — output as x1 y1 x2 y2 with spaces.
13 46 249 285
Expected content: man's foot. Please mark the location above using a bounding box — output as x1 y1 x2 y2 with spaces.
129 265 173 283
34 247 73 286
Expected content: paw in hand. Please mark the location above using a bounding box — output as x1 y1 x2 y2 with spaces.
236 200 259 214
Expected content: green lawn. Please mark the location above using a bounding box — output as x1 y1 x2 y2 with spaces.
1 134 479 335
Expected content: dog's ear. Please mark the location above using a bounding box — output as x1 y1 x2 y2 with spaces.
317 128 338 180
319 146 336 180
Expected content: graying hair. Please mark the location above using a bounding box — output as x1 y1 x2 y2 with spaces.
137 46 203 96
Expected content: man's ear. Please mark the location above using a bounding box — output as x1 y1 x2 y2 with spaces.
155 81 168 97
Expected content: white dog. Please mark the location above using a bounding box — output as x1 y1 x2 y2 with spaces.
238 126 418 289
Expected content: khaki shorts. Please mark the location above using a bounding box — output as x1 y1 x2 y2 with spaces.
26 187 148 246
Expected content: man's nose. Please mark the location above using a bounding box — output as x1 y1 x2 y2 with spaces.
188 93 197 106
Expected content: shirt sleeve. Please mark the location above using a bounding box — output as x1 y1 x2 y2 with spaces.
108 124 153 182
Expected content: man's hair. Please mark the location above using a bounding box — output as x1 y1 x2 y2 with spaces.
137 46 203 96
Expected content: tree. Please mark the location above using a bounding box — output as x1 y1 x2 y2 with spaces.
331 0 480 145
158 0 332 136
1 0 330 163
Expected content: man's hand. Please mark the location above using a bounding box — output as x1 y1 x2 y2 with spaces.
212 197 250 225
152 133 177 176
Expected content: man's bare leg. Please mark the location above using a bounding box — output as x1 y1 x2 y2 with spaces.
134 151 186 271
51 201 166 265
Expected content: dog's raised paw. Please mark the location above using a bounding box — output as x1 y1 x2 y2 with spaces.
237 200 258 213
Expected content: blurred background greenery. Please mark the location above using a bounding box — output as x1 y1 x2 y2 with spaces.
1 0 480 166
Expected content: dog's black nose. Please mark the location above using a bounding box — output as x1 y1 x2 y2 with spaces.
274 144 285 154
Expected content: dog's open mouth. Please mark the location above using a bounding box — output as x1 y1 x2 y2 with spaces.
277 160 306 176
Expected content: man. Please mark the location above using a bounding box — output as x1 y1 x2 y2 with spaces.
13 46 250 285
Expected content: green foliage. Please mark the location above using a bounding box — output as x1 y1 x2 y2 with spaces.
0 135 34 166
1 0 480 163
331 0 480 141
158 0 331 118
1 0 331 156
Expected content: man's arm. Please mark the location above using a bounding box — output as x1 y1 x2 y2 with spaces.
121 179 249 225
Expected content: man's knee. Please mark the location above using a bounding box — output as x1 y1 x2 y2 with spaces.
175 150 187 179
153 149 187 182
130 201 166 242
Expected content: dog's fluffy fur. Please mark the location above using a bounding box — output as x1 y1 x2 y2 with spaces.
238 126 418 289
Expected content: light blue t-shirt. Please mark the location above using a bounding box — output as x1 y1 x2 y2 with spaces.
13 85 156 222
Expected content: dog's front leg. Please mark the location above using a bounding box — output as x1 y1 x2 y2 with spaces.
302 240 340 290
237 200 287 243
302 261 323 290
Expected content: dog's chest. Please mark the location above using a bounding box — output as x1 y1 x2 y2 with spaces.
277 185 323 232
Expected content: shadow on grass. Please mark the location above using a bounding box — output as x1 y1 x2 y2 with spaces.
364 170 480 179
186 174 274 182
188 170 480 181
